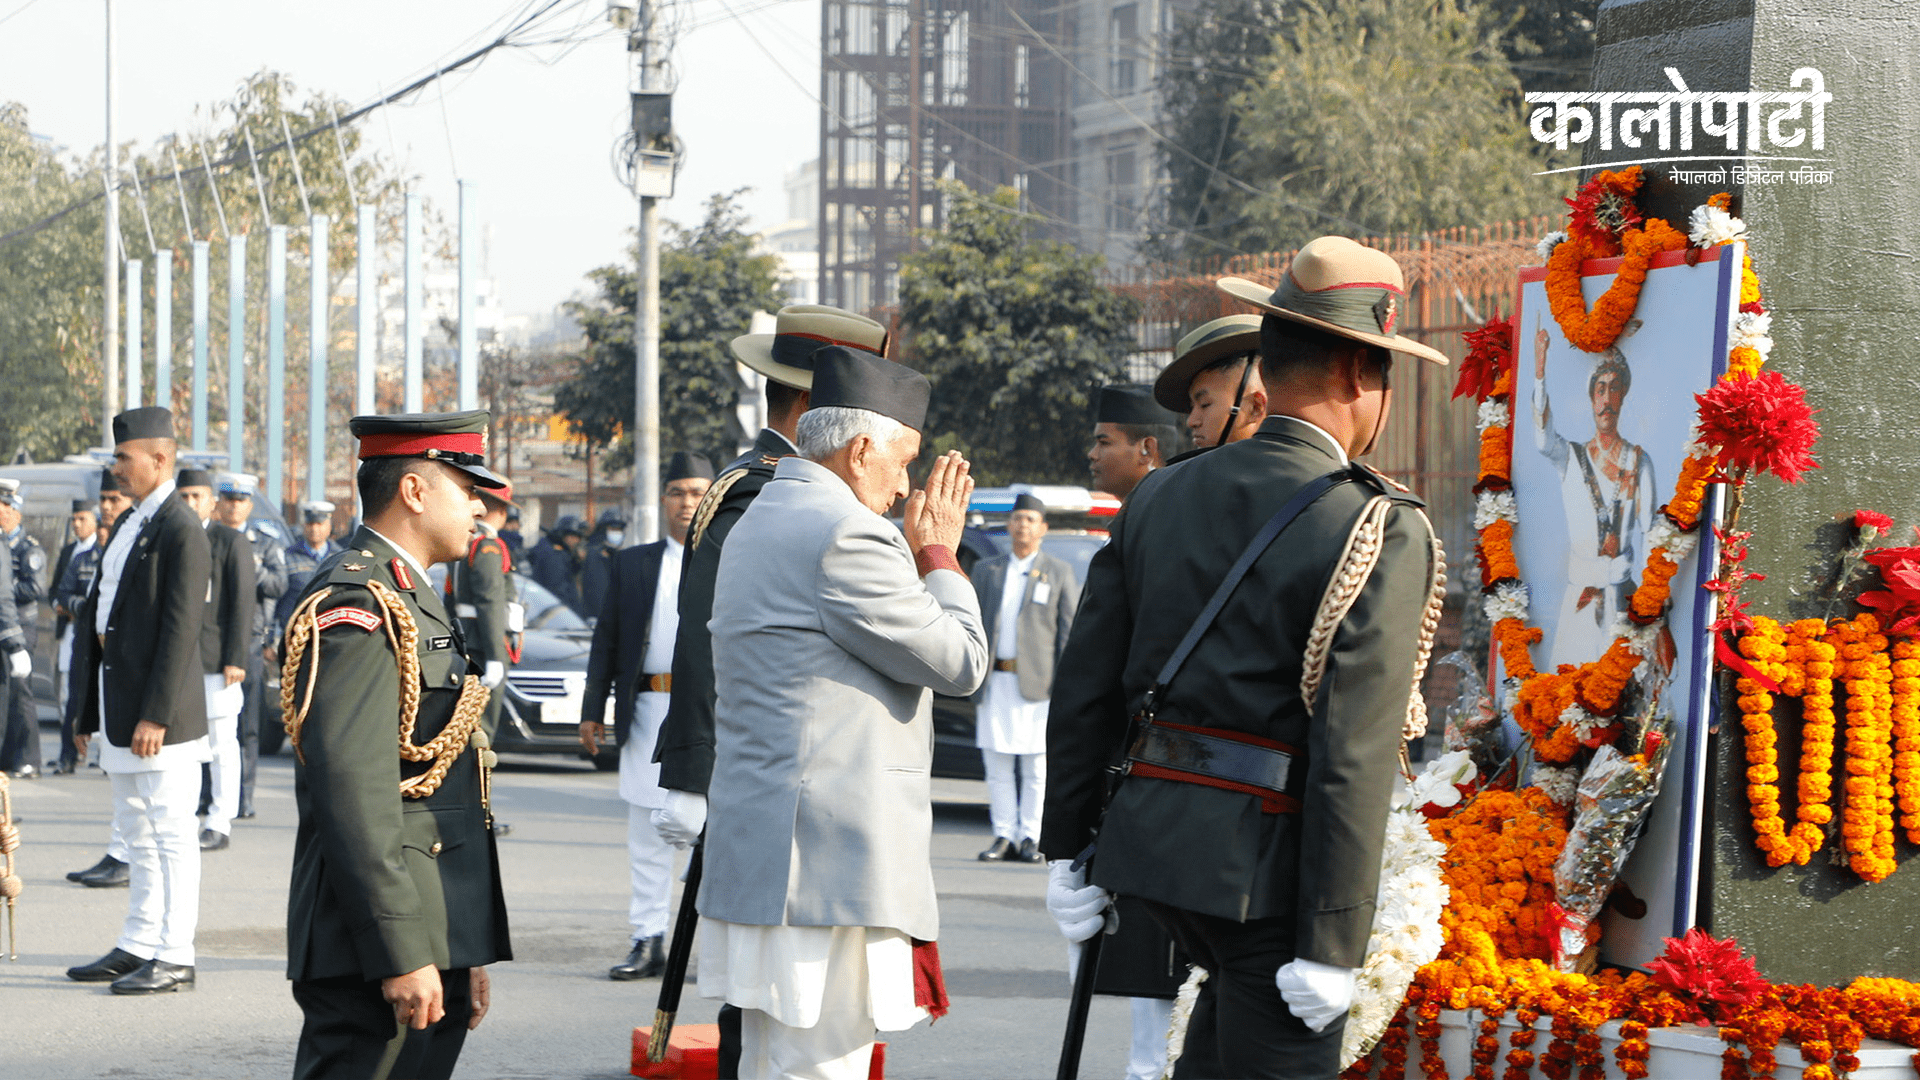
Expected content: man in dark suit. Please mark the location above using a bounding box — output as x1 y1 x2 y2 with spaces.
581 451 711 980
176 469 254 852
213 472 287 820
66 407 213 995
1042 237 1450 1077
969 493 1078 863
279 410 512 1080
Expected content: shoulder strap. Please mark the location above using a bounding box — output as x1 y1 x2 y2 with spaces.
1143 468 1357 712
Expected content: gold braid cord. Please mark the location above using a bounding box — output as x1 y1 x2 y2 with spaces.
688 468 748 550
0 772 20 959
1300 496 1393 711
1402 509 1448 743
281 583 492 800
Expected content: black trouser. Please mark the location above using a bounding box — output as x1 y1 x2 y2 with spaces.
238 652 263 816
1 669 33 772
292 968 472 1080
1144 901 1345 1080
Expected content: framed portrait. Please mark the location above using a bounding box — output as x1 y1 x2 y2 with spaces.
1503 243 1744 968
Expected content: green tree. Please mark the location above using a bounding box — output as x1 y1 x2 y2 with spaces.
554 191 784 471
899 184 1138 487
1154 0 1581 263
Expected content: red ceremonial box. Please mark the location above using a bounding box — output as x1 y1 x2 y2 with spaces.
631 1025 886 1078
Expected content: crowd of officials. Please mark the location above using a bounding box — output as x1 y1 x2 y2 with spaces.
27 233 1446 1080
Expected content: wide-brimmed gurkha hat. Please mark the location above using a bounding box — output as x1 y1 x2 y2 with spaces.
349 410 507 489
1218 236 1449 366
1152 315 1264 412
731 305 889 391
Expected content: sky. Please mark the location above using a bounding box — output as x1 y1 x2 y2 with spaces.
0 0 820 317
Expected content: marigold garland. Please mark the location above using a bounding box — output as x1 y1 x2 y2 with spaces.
1544 219 1691 354
1893 639 1920 843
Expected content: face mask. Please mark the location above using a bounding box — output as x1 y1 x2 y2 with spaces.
604 530 625 547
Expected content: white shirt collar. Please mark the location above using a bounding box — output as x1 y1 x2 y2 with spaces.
1272 415 1350 466
1009 548 1039 573
121 478 176 528
362 525 432 583
664 534 685 558
75 534 97 553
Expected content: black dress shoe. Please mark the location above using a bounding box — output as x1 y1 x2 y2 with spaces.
68 948 147 982
609 935 665 981
46 760 75 775
977 837 1015 862
234 809 256 820
68 854 121 883
1016 838 1043 863
110 959 195 994
80 859 131 888
199 829 230 851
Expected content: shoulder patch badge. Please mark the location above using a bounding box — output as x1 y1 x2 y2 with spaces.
390 558 415 590
316 606 383 633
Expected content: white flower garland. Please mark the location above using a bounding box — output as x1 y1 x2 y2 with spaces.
1339 756 1458 1067
1533 764 1582 807
1730 310 1774 360
1535 230 1569 263
1484 580 1531 624
1476 398 1512 432
1474 490 1519 530
1558 703 1610 745
1688 203 1748 248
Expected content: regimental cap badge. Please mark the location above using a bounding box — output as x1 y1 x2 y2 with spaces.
1374 293 1398 336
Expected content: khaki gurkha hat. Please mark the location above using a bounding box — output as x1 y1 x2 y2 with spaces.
730 304 889 391
1152 315 1265 412
1218 236 1450 366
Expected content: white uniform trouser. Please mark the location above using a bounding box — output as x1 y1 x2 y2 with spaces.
980 748 1046 843
111 766 201 964
201 674 245 836
733 927 887 1080
627 804 675 939
1129 996 1175 1080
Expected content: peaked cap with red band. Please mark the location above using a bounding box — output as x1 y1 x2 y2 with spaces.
730 304 889 391
349 410 508 488
1217 236 1449 366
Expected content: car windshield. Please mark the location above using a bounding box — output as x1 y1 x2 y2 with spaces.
964 531 1107 584
422 564 591 632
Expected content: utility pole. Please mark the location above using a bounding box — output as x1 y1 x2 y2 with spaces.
618 0 675 545
102 0 118 445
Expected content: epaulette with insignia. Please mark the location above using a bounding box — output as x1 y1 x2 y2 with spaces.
689 468 750 550
1353 464 1425 506
325 551 378 585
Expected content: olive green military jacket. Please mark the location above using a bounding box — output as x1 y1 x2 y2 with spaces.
283 526 512 982
1039 418 1439 969
653 426 796 794
452 523 518 669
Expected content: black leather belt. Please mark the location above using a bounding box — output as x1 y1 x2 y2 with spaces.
1126 722 1295 793
993 658 1017 673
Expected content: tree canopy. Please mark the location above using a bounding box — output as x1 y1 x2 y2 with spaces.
553 191 784 472
899 183 1138 487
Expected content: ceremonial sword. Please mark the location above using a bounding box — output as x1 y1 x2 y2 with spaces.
1055 843 1106 1080
647 839 706 1063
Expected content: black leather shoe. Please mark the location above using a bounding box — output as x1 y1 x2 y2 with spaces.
609 935 665 980
199 829 230 851
1016 838 1043 863
80 858 131 888
68 854 121 883
110 959 195 994
46 759 75 775
234 809 256 820
68 948 147 982
978 837 1015 862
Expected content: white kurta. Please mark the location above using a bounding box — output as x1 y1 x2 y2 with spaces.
619 536 682 809
698 916 927 1032
976 550 1047 755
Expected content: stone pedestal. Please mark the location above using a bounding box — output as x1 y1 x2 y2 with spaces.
1585 0 1920 984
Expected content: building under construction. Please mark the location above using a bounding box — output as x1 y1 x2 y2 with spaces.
818 0 1088 312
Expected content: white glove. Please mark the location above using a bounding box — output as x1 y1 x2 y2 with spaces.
1046 860 1111 943
481 661 505 688
651 789 708 849
1276 958 1357 1032
6 650 27 680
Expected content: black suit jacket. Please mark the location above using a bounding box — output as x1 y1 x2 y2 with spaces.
583 540 666 746
1040 418 1437 969
201 521 256 674
69 490 212 746
654 427 794 793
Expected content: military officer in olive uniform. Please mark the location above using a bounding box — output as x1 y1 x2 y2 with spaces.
1043 237 1449 1078
450 480 522 740
280 411 512 1080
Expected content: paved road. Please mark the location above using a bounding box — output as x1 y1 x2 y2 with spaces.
4 730 1137 1079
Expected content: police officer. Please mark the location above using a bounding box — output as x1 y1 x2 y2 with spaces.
280 410 512 1080
279 500 344 628
1043 238 1449 1077
213 473 287 819
0 478 45 778
580 506 627 604
525 514 586 617
50 497 103 773
450 480 522 739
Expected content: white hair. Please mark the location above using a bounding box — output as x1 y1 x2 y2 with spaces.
795 406 907 461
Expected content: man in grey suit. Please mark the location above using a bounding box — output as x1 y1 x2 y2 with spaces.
698 346 990 1080
971 492 1077 863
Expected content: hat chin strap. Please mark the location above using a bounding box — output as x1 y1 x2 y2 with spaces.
1358 375 1391 457
1216 356 1258 447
